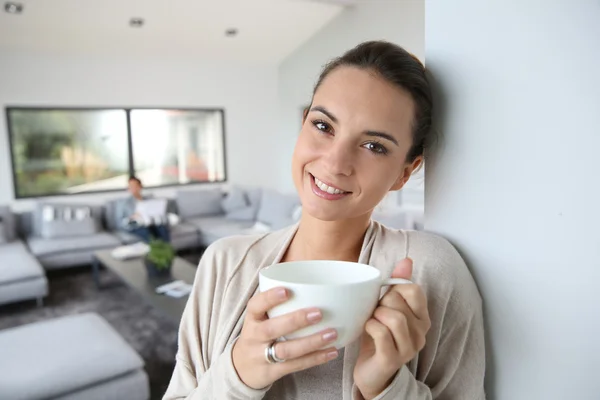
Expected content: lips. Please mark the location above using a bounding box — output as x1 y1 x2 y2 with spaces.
313 176 348 194
309 173 351 200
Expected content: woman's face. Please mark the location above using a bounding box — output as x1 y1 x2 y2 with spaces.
292 66 421 222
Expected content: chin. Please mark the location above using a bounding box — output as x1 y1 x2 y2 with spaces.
302 203 346 222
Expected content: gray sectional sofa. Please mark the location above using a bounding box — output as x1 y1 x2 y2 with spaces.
0 185 302 307
0 312 149 400
0 206 48 307
0 185 416 307
175 186 301 245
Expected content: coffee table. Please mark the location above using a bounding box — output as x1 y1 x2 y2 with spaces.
92 249 197 321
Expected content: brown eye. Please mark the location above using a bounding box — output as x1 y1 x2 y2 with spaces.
312 120 332 133
363 141 388 155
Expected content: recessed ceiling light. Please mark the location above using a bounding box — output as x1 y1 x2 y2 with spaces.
4 2 23 14
225 28 238 37
130 18 144 27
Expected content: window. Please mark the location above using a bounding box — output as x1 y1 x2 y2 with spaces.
6 107 227 198
130 109 226 186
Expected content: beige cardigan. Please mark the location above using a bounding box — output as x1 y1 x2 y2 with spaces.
164 222 486 399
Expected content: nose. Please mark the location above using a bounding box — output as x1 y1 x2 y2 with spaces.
322 138 354 177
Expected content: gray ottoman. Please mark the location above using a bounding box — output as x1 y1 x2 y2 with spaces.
0 241 48 307
0 313 149 400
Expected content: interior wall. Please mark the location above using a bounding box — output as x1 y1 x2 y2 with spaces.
425 0 600 398
0 50 279 210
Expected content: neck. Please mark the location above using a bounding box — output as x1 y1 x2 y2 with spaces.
285 212 372 263
133 193 143 200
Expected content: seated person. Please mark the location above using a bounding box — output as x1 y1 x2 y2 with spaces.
118 176 170 243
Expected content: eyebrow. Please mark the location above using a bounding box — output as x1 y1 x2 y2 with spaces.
310 105 400 147
310 106 338 123
365 130 399 146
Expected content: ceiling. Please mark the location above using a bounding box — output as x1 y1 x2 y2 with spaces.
0 0 347 63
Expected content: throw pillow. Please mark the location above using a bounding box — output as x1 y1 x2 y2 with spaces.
221 186 249 214
256 189 300 230
176 189 224 219
226 187 262 222
36 204 101 239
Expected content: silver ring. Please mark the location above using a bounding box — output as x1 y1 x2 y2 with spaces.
264 342 286 364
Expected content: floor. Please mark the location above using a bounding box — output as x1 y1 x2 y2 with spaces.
0 251 203 400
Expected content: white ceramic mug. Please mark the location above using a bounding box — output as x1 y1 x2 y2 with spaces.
258 260 412 349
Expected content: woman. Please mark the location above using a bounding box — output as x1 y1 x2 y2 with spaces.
164 41 485 399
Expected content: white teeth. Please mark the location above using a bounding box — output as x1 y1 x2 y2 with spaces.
314 176 346 195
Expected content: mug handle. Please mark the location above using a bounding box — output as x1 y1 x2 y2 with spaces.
382 278 413 286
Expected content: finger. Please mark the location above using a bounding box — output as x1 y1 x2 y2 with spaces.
391 284 429 322
364 319 399 371
277 347 339 376
391 258 413 280
373 306 411 352
365 318 397 353
379 290 415 318
258 307 323 342
246 287 289 321
272 328 338 361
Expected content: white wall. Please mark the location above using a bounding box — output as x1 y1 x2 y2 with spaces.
426 1 600 399
0 50 279 209
277 0 425 203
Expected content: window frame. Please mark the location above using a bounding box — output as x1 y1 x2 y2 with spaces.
5 106 228 199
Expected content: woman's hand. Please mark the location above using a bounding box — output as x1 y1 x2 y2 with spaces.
232 287 340 390
354 258 431 400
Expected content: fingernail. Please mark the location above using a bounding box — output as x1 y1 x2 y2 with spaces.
307 310 322 323
327 350 339 360
322 330 337 342
276 288 287 300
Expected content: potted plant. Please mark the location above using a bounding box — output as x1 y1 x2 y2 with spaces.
144 239 175 276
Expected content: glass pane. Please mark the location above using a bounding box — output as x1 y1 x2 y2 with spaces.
7 109 129 197
130 109 226 186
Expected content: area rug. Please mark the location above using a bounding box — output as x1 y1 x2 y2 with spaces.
0 252 202 399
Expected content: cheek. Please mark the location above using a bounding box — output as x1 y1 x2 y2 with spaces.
356 158 403 196
292 129 319 168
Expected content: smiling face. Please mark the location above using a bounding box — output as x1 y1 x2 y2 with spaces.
292 66 422 222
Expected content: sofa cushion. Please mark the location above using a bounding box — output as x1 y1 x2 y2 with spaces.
176 189 223 219
256 189 299 230
171 221 199 239
246 188 262 219
0 276 48 307
0 206 16 242
0 241 45 284
40 217 99 239
34 202 102 238
103 197 129 231
226 206 256 221
222 187 263 222
27 232 121 258
0 313 145 400
188 216 254 244
221 186 248 214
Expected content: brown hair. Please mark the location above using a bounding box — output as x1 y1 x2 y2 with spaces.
128 176 142 186
313 41 433 162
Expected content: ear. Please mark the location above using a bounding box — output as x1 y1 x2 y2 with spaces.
390 156 423 191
